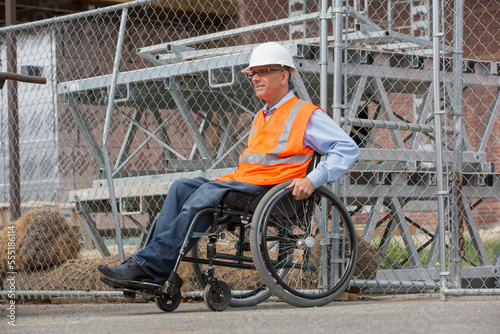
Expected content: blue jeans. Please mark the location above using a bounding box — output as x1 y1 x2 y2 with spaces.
131 177 268 282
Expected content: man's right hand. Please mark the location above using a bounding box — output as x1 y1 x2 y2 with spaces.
285 178 315 200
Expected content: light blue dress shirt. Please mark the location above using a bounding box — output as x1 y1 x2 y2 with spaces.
262 91 360 188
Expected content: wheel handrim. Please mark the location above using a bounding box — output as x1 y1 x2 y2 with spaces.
258 187 357 300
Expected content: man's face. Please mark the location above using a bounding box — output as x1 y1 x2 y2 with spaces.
250 65 288 103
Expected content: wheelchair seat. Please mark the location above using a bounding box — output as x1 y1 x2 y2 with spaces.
219 187 272 212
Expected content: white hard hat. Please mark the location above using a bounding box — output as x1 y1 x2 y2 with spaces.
242 42 297 75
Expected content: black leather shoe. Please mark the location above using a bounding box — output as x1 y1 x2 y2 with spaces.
98 258 154 281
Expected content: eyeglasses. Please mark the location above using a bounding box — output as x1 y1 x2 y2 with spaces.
246 68 284 79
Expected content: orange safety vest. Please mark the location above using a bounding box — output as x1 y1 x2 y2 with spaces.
217 96 318 185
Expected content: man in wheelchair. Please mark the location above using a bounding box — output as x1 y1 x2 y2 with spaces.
98 42 359 307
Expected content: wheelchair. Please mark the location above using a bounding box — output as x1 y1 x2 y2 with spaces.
105 156 358 312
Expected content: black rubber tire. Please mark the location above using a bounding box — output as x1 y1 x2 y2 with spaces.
190 228 272 307
155 291 182 312
250 181 358 307
204 280 232 312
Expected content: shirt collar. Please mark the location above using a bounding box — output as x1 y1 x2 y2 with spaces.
263 91 295 116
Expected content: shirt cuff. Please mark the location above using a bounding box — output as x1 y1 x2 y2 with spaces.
306 168 328 188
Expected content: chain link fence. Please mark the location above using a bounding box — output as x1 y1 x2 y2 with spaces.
0 0 498 300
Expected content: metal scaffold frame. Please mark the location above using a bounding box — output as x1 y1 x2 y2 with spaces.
60 2 499 294
57 3 500 297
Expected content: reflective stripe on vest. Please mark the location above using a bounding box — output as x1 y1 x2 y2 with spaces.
242 152 312 165
242 100 307 165
248 119 257 141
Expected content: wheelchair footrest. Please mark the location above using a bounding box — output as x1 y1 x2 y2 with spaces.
164 271 184 294
121 279 164 293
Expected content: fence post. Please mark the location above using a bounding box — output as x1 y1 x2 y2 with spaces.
449 0 465 290
6 0 21 222
102 7 130 263
432 0 449 301
319 0 329 112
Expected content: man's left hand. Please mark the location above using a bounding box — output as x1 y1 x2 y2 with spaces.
285 178 315 200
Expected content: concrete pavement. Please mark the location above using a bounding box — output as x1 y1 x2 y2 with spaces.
3 294 499 333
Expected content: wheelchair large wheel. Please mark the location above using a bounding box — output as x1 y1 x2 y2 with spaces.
190 226 272 307
250 181 357 307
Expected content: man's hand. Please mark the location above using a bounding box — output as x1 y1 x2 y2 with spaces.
285 178 315 200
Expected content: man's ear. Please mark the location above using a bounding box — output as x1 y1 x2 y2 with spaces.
281 71 290 85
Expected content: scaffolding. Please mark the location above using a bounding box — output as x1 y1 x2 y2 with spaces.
0 0 498 298
54 2 500 297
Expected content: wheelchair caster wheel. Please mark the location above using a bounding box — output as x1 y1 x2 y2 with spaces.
155 291 182 312
204 280 231 311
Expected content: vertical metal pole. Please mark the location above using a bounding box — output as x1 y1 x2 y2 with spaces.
450 0 465 290
330 0 344 289
332 0 343 126
103 8 129 262
353 0 359 26
319 0 330 290
6 0 21 222
332 2 344 179
432 0 448 301
320 0 329 111
5 1 16 27
387 0 393 31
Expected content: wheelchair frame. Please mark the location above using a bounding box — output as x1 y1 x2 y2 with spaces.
115 178 358 312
